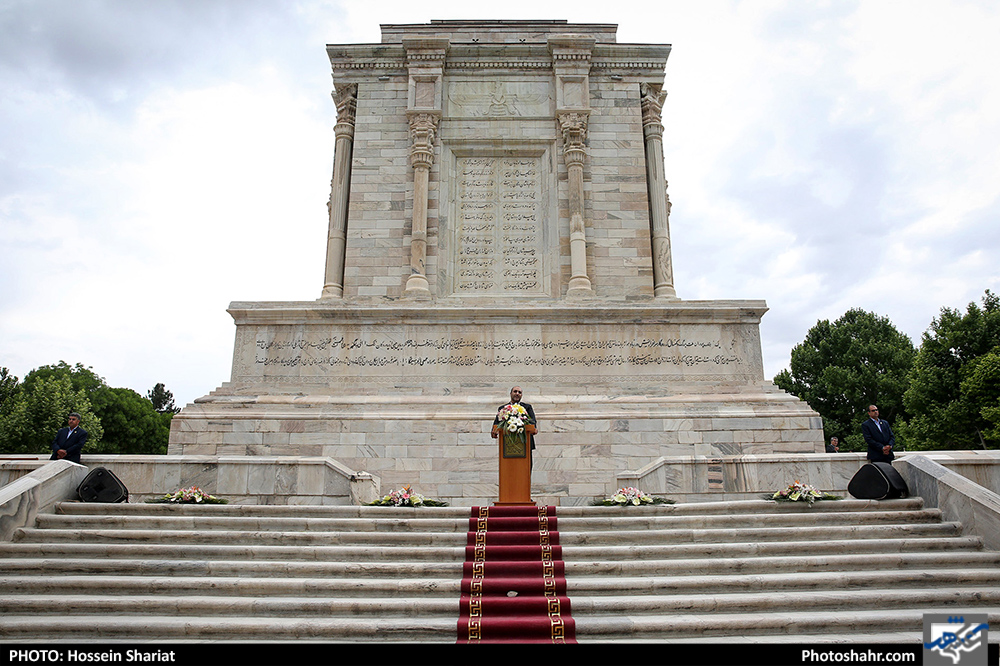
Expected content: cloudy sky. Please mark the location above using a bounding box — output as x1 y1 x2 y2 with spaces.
2 0 998 407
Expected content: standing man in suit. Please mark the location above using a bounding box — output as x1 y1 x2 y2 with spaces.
50 412 88 463
861 405 895 464
491 386 537 450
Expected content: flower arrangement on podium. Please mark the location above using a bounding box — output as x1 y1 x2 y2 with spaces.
367 485 448 507
593 486 674 506
495 403 535 447
146 486 228 504
766 481 840 505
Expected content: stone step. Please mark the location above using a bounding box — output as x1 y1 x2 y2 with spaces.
573 609 1000 640
0 558 463 578
0 541 468 561
12 521 962 547
0 535 981 564
570 589 1000 615
567 568 1000 595
2 550 995 579
50 497 925 517
0 594 458 617
33 514 469 532
4 587 997 619
562 535 983 559
2 608 998 642
3 568 998 599
560 522 962 544
564 550 1000 576
0 615 457 641
30 508 944 532
0 535 980 563
0 575 462 597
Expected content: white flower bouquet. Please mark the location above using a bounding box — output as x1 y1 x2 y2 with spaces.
594 486 674 506
766 481 840 505
146 486 228 504
367 485 448 507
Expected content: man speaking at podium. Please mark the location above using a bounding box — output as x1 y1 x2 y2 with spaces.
492 386 537 452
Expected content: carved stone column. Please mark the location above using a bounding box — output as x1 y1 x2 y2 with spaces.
320 83 358 299
549 35 596 297
401 38 447 300
558 111 593 294
404 111 439 298
641 83 677 299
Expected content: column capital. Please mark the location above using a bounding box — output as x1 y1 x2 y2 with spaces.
640 82 667 135
333 82 358 139
557 111 589 167
407 110 440 169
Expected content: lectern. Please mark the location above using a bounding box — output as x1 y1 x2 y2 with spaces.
493 423 536 505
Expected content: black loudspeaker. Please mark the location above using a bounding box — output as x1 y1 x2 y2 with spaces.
848 462 909 500
77 467 129 503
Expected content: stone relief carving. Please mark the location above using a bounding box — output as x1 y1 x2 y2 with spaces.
447 81 552 118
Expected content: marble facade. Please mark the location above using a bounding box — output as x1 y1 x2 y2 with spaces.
169 20 823 504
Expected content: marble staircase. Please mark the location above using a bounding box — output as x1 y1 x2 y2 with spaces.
2 499 999 642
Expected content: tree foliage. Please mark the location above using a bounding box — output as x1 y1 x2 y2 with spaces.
92 387 171 455
0 375 104 455
147 382 178 414
960 347 1000 443
0 361 174 457
904 291 1000 449
0 367 19 412
774 309 916 451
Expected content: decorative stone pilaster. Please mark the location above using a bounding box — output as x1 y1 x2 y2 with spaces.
557 111 593 294
403 110 440 298
549 35 596 297
320 82 358 299
401 38 448 300
640 82 677 299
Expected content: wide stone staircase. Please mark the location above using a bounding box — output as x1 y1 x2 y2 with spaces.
2 498 999 642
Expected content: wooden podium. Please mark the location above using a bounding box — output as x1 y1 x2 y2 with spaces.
494 423 536 505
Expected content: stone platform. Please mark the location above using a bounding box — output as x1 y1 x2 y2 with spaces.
169 300 822 503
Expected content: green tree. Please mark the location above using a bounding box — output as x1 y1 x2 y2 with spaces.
21 361 105 397
960 347 1000 444
904 290 1000 450
0 367 19 411
774 308 916 451
0 361 172 456
92 387 171 455
147 383 178 414
0 375 104 455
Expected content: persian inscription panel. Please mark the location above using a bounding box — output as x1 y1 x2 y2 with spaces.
231 321 764 387
454 155 546 296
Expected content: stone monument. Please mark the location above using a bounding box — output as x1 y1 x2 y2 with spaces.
169 20 823 504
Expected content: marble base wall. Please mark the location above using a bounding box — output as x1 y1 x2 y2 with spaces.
0 460 88 541
169 299 824 504
897 454 1000 551
170 391 823 505
0 456 378 506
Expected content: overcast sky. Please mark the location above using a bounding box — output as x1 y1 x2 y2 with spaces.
2 0 999 407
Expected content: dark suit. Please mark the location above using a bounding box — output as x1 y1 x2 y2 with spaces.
862 418 895 463
50 426 88 464
495 401 536 450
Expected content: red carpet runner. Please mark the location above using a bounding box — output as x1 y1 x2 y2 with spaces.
457 505 576 643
